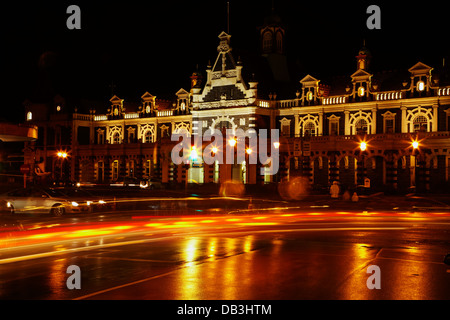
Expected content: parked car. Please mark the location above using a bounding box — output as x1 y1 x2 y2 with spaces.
140 178 163 190
0 187 85 216
110 177 141 187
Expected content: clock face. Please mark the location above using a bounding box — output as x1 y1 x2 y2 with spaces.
146 105 151 113
114 107 119 116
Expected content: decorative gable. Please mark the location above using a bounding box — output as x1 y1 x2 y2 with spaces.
109 95 124 117
350 69 372 82
300 74 320 87
408 62 433 76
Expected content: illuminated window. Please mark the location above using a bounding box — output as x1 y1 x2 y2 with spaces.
146 104 151 114
214 160 219 183
417 81 425 92
26 111 32 121
306 91 313 101
358 86 365 97
56 105 61 112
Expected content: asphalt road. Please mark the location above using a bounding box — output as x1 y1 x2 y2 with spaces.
0 208 449 300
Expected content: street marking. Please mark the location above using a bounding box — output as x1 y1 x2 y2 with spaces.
73 269 181 300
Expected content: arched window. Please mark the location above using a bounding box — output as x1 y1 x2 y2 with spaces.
143 130 153 143
355 119 368 134
27 111 32 121
263 32 273 53
276 32 283 53
413 115 428 132
112 132 121 144
304 122 316 136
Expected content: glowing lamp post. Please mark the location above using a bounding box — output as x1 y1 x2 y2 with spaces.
57 151 68 182
359 142 368 188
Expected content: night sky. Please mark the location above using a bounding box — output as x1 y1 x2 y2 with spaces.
2 0 450 122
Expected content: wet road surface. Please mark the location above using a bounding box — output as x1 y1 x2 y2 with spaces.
0 208 449 300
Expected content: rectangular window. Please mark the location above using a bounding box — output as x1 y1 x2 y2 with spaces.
385 119 394 133
330 121 339 135
145 160 151 178
214 160 219 183
128 160 135 178
281 124 290 137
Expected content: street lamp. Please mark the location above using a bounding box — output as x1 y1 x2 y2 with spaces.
57 151 67 159
358 142 368 189
412 140 419 150
57 151 68 183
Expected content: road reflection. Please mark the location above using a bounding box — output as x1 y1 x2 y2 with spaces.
173 235 259 300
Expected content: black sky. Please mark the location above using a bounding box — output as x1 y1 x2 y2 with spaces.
2 0 450 122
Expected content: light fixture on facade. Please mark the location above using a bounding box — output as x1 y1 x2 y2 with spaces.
189 147 198 161
360 142 367 152
358 86 365 97
417 81 425 92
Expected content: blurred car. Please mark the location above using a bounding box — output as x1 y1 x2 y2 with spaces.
140 178 163 190
56 187 109 213
0 187 82 216
110 177 140 187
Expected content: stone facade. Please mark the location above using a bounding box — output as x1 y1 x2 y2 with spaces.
23 30 450 193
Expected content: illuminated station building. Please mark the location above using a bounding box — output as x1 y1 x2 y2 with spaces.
23 15 450 193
